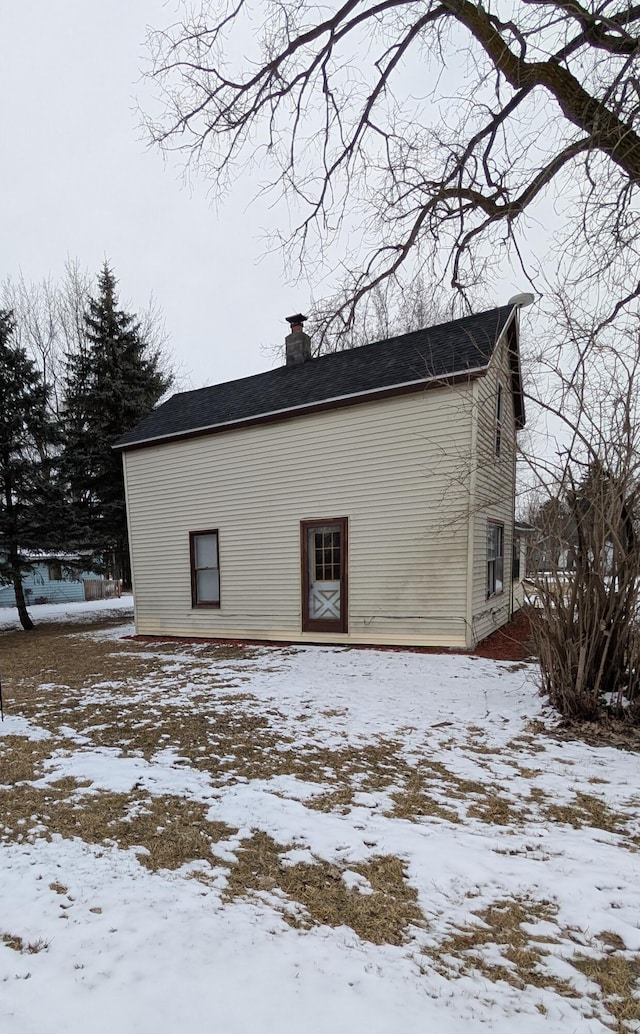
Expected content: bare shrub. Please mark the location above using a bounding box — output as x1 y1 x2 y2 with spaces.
527 338 640 721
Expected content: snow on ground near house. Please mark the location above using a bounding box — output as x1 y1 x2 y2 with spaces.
0 594 134 632
1 601 639 1033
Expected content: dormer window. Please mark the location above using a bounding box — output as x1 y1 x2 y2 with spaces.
495 382 504 457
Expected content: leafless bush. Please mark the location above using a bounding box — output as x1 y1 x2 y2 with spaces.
526 336 640 722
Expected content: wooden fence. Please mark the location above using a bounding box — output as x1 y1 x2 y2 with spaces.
82 579 122 602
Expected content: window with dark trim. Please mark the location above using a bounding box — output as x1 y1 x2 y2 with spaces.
190 531 220 607
487 521 504 597
512 536 521 581
495 382 504 457
48 561 62 582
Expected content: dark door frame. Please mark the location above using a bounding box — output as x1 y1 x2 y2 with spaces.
300 517 348 634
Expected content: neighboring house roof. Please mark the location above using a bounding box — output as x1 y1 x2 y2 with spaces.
115 304 523 451
514 521 536 534
0 550 89 562
26 551 88 561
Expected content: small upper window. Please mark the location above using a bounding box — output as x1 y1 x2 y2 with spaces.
48 561 62 582
190 531 220 607
487 522 504 597
495 382 504 457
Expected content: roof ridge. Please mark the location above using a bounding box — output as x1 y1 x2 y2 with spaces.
169 304 513 401
116 304 517 450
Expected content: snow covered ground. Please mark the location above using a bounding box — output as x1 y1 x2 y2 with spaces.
0 594 133 631
1 600 639 1033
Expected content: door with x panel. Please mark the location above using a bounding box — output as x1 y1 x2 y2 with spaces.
301 518 348 633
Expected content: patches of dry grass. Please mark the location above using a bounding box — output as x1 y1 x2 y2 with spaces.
299 746 523 827
132 640 262 663
464 732 497 756
224 831 424 945
0 614 565 837
306 787 355 814
543 792 626 833
424 896 576 996
426 761 493 800
573 952 640 1031
597 930 627 951
89 793 234 871
466 795 526 826
548 721 640 754
505 733 547 755
388 772 460 823
0 735 64 784
0 619 257 737
389 762 527 827
3 617 488 828
0 778 235 871
421 896 640 1032
2 933 49 954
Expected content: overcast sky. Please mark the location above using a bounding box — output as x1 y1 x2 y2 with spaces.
0 1 530 393
0 0 317 388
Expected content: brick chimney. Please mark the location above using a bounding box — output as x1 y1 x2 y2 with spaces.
285 313 312 366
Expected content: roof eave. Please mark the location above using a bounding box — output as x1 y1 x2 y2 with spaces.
498 306 526 429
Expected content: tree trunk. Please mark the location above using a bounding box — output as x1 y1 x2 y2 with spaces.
12 569 33 631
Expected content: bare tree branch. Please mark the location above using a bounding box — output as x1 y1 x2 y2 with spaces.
143 1 640 333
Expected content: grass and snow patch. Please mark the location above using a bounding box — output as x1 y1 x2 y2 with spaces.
1 602 639 1032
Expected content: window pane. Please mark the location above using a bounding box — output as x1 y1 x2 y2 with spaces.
495 558 504 594
310 526 342 581
195 533 218 569
197 568 220 603
487 523 504 596
487 525 496 560
495 384 503 455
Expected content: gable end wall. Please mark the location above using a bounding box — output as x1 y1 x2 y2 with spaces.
468 328 519 646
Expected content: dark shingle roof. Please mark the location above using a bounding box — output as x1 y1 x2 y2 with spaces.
116 305 516 450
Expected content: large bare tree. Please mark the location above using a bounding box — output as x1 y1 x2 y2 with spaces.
144 1 640 333
1 262 90 417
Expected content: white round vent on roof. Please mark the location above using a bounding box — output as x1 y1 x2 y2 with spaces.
507 292 535 307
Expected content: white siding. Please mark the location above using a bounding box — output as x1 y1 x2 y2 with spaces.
467 327 519 646
124 384 477 647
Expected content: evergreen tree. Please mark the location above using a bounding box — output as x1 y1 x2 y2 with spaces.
61 264 172 584
0 310 61 630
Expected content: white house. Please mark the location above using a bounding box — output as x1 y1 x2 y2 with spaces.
115 301 529 649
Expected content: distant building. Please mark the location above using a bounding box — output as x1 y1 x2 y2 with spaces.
0 552 118 607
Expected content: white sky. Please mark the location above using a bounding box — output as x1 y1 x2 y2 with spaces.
0 1 536 392
0 0 314 389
